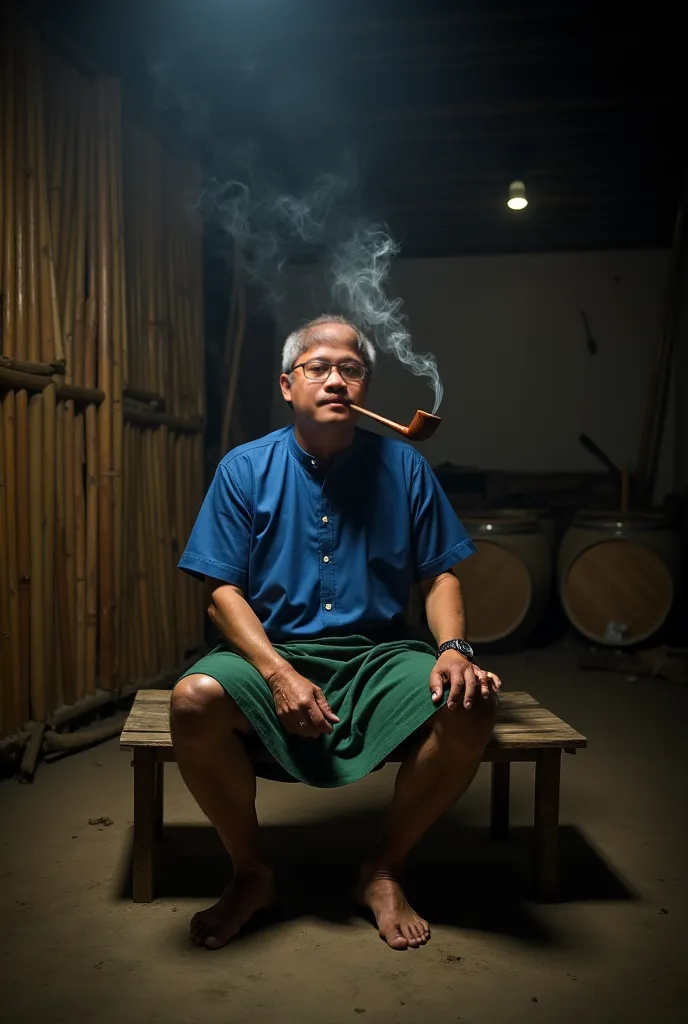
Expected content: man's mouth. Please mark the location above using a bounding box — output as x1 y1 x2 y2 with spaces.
320 398 349 406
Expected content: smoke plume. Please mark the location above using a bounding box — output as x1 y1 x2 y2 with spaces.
150 53 444 414
330 226 443 413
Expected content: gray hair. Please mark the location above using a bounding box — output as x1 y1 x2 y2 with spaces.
281 315 376 374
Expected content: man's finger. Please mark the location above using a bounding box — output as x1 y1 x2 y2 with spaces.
462 665 478 708
476 668 491 699
446 668 465 710
429 668 445 703
307 701 333 736
487 671 502 691
286 713 319 738
314 688 340 723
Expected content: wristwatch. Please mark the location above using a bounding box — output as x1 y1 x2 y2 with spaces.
437 638 474 660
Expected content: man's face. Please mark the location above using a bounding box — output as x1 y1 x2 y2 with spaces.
280 323 369 425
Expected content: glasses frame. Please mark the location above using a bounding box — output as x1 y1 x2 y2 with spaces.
290 359 369 382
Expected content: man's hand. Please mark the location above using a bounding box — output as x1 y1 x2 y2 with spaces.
266 667 340 738
429 651 502 710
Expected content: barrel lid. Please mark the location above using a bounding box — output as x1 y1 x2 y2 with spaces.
458 510 540 535
573 509 668 530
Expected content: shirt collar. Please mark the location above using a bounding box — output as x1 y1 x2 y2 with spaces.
288 425 361 475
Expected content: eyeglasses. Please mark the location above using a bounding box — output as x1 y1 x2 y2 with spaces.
291 359 368 382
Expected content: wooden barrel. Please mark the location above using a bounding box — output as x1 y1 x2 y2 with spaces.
453 511 552 644
494 507 554 546
558 511 678 645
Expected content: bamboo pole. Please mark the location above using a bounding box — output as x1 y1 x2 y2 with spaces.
25 31 41 369
121 421 131 683
57 66 78 303
15 388 31 725
0 17 4 295
221 244 246 453
75 411 87 700
1 23 16 359
2 391 22 732
28 392 45 721
14 25 28 362
35 30 64 364
173 433 187 660
84 400 98 695
54 400 72 710
85 87 98 390
72 80 89 388
42 382 56 714
48 64 66 255
95 80 114 689
141 428 159 674
0 401 10 736
193 431 205 647
107 80 124 693
63 398 76 704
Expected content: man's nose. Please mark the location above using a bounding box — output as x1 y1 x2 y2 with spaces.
325 368 347 387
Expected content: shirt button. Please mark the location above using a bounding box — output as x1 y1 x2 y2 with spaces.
322 516 328 524
324 603 332 611
323 555 330 563
311 459 317 466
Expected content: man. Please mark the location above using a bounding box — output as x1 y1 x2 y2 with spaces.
172 315 502 952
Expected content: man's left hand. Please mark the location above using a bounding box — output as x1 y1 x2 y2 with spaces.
430 651 502 710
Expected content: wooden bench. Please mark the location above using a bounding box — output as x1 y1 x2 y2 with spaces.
120 690 586 904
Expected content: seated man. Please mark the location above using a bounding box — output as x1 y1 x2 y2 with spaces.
172 314 501 951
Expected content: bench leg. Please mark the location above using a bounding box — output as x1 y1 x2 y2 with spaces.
154 761 164 840
533 749 561 902
490 762 511 839
133 749 156 903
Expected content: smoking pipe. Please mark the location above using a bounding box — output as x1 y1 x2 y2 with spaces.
349 404 441 441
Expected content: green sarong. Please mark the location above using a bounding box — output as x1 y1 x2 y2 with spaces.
179 634 446 789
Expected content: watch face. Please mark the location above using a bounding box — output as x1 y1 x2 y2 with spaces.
457 640 473 658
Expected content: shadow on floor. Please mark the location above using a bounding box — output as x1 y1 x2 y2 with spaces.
115 808 636 947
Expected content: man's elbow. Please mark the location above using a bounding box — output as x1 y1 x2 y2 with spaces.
420 568 459 600
204 578 244 620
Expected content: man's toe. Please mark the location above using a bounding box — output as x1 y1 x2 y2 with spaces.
383 928 408 950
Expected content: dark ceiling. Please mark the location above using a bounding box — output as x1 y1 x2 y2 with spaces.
35 0 684 258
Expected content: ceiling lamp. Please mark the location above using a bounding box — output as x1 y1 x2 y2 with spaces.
507 180 528 211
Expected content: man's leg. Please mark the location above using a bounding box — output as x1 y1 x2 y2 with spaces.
357 698 495 950
170 674 276 949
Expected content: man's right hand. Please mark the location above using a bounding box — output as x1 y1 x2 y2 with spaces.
266 667 340 738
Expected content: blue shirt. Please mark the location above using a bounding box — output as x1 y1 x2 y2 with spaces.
178 426 475 642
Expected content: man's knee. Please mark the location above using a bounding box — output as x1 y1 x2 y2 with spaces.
434 697 495 759
171 673 248 736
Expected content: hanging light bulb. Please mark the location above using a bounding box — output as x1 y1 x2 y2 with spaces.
507 180 528 211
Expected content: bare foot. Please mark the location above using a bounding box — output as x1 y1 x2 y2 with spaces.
355 867 430 950
190 866 277 949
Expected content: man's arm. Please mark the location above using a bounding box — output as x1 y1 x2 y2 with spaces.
205 577 289 684
418 570 501 710
418 569 466 647
204 578 339 737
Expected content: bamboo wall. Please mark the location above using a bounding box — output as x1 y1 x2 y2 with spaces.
0 10 206 741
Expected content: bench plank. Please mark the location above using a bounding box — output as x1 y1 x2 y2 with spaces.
120 690 587 752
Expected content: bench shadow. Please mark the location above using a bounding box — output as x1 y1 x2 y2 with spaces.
115 808 636 947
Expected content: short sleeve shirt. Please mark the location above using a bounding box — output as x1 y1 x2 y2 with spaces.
178 426 475 642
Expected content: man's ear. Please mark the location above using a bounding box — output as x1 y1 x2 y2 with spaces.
279 372 292 403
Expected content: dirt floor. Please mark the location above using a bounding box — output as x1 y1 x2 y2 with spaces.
1 642 686 1024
